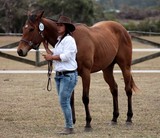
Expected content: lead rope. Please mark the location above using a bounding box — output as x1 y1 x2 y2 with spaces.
47 60 52 91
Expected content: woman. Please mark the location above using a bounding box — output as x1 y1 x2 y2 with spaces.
43 15 78 135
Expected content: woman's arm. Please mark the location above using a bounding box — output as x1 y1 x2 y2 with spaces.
42 41 61 61
43 54 61 61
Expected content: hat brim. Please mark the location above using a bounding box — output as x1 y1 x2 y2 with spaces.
56 22 75 32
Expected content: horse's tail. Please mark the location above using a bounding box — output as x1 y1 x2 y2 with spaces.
131 75 139 92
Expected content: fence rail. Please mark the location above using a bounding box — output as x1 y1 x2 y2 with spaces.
131 35 160 48
0 33 160 66
0 70 160 74
1 31 160 36
129 31 160 36
1 48 160 52
0 33 22 36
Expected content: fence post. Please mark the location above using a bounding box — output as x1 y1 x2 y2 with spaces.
35 49 40 66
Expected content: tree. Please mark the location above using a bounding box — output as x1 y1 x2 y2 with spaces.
38 0 96 25
0 0 33 33
6 0 160 33
0 0 105 33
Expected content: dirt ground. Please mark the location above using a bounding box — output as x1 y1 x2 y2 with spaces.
0 36 160 138
0 73 160 138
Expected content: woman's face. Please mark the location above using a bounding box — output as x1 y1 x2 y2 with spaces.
57 23 66 36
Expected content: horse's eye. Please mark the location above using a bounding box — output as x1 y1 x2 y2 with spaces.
29 28 34 32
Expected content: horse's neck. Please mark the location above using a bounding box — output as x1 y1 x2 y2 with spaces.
42 18 58 46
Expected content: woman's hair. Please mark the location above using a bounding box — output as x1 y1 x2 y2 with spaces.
58 24 72 44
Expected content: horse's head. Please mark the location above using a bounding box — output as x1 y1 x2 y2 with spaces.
17 11 45 57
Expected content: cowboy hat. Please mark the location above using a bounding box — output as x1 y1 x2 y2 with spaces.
56 15 75 32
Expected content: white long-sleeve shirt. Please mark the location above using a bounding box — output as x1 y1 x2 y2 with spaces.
52 34 78 72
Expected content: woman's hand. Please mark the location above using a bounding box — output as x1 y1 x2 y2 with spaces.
43 54 53 61
43 54 61 61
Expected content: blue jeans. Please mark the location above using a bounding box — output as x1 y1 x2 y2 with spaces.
54 71 78 128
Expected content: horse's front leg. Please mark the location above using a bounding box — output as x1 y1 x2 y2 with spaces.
81 72 92 129
70 90 76 124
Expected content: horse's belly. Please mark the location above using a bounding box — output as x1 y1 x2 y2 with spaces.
91 48 117 72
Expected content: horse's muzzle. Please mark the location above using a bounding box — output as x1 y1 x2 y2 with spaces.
17 49 27 57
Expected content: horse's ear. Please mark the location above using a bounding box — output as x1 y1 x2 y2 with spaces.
27 11 32 16
37 11 44 19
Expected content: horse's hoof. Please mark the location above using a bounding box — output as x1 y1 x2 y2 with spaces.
84 126 92 132
126 121 132 126
107 121 117 126
111 121 117 125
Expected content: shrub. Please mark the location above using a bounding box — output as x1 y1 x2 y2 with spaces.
123 19 160 32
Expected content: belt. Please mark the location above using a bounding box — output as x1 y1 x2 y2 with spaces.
56 70 76 76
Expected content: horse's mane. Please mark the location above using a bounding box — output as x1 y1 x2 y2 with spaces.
46 17 57 22
44 19 88 28
44 18 90 31
28 14 37 22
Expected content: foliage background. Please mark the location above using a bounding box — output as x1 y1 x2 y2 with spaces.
0 0 160 33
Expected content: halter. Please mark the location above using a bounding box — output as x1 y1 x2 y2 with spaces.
20 22 45 50
20 38 40 50
47 60 53 91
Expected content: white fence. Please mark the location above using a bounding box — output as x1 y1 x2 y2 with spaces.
0 48 160 74
0 48 160 52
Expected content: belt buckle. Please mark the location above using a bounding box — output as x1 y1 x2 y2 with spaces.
56 71 63 76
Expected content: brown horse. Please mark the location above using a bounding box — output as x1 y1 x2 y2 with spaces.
17 11 138 129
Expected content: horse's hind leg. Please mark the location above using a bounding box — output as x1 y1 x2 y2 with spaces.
117 61 133 123
103 63 119 123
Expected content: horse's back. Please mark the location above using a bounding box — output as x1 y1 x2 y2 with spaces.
75 21 131 50
74 21 132 73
